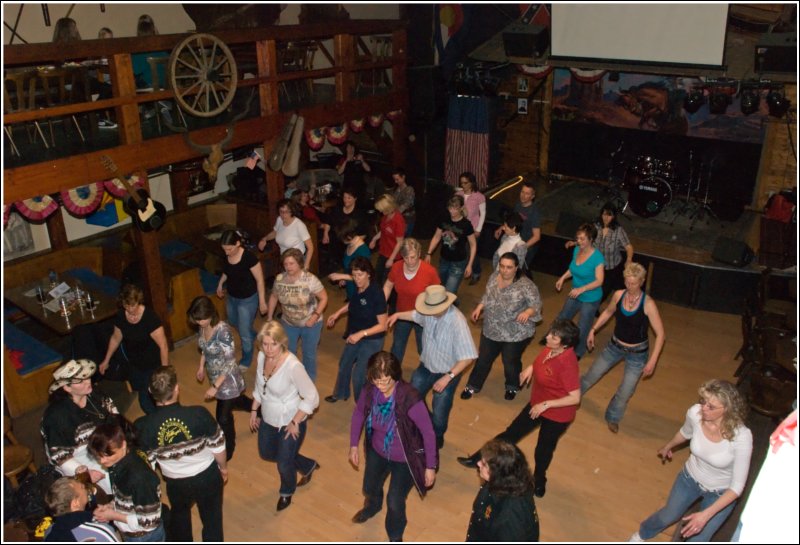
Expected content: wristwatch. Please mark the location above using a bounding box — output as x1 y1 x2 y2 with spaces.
447 371 456 379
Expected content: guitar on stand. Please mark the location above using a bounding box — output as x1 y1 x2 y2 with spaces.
100 155 167 232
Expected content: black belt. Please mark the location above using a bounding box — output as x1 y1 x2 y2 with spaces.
611 337 648 353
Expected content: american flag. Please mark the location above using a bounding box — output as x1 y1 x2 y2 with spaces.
444 96 491 189
246 150 262 170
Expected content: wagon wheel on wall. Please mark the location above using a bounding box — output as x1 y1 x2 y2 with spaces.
168 33 238 118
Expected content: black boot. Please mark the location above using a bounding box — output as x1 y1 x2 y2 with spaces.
456 453 479 468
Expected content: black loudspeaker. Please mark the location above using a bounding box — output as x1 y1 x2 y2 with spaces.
555 211 588 239
712 237 755 267
502 23 549 59
407 65 441 124
755 32 796 73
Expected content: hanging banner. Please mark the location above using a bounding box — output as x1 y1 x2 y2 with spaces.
85 192 130 227
104 175 142 198
368 113 385 127
326 123 349 145
304 127 327 151
14 195 59 221
60 182 104 217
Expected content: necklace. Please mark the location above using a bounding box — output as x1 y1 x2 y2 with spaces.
624 290 642 309
543 348 564 363
81 395 108 420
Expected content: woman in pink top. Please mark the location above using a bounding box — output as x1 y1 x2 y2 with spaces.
382 238 441 366
370 194 406 286
457 172 486 285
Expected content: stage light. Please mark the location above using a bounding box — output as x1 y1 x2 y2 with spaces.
766 90 790 118
708 90 731 114
740 89 760 115
683 90 705 114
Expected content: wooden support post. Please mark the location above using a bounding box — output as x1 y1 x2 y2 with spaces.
334 34 355 102
46 208 69 251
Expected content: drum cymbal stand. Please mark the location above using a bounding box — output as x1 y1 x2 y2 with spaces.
687 159 719 231
588 141 630 219
670 150 698 226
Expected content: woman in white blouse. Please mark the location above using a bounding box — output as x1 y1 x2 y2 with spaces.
258 199 314 270
630 379 752 542
249 320 320 512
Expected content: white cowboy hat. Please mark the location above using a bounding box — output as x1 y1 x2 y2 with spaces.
415 285 457 315
49 359 96 394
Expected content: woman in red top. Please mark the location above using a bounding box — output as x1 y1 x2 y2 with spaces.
370 194 406 285
382 238 441 366
457 319 581 499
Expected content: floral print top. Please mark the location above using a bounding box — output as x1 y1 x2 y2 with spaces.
198 321 245 400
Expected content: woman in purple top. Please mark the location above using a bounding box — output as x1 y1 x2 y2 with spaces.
349 351 437 542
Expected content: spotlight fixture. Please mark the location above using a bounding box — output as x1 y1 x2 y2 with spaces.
739 89 760 115
766 90 790 118
709 90 731 115
683 90 705 114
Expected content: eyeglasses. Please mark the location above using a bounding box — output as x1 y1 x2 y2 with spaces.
698 398 723 411
373 376 393 385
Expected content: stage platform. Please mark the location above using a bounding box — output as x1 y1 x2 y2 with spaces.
478 177 795 315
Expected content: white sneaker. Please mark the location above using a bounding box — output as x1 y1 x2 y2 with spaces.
628 531 644 542
98 118 117 129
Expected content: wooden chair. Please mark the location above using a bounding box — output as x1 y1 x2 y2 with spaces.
4 69 50 156
355 35 392 96
278 41 317 105
35 66 93 146
4 419 38 489
147 56 187 133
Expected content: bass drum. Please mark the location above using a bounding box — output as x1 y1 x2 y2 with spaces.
628 175 672 218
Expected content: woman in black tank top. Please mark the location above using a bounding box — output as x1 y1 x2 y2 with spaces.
577 262 666 433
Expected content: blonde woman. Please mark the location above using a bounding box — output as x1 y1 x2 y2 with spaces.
630 380 752 542
370 193 406 285
425 194 477 297
582 262 665 434
249 321 320 511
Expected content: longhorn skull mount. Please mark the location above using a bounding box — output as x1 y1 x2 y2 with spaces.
164 91 254 182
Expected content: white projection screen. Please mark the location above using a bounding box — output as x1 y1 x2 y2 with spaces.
551 4 730 67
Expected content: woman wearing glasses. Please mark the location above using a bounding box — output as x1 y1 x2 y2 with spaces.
99 283 169 414
349 351 437 542
630 379 752 542
249 320 320 512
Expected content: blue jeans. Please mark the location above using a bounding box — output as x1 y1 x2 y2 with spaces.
257 419 316 497
226 292 259 368
438 258 467 296
127 365 157 415
639 468 737 542
580 339 649 425
410 362 461 443
361 443 416 542
556 296 600 358
124 522 165 542
466 334 530 392
283 319 322 381
390 320 423 367
333 337 384 401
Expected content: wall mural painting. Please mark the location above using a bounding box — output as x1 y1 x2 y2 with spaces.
551 69 768 144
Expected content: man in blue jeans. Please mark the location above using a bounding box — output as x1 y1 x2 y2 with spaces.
387 285 477 449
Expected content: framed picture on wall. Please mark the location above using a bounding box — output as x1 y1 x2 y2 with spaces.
517 98 528 115
518 77 529 93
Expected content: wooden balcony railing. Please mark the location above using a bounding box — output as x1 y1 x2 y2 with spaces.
3 20 408 205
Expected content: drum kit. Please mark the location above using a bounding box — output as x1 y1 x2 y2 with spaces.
594 143 719 229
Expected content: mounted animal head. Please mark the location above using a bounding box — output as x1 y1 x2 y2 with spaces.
164 90 254 182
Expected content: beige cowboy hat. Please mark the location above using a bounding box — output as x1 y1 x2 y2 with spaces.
415 285 457 315
49 359 96 394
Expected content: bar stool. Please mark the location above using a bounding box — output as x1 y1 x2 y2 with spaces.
4 419 38 489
